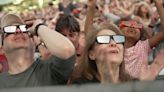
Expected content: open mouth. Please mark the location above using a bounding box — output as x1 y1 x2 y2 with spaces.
127 30 137 36
109 50 119 54
128 30 135 33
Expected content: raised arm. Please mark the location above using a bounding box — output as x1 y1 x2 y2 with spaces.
115 0 135 17
139 49 164 81
30 20 75 60
33 36 52 60
149 0 164 48
84 0 96 34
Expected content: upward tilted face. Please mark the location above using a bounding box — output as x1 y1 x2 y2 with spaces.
140 5 149 13
89 29 125 65
2 24 34 53
119 21 142 41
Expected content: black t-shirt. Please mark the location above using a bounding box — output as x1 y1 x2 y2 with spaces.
0 55 75 89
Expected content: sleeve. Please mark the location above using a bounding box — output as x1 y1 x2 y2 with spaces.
138 39 151 53
47 55 76 84
143 39 152 53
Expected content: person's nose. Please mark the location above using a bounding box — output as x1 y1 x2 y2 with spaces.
15 27 22 33
109 39 117 47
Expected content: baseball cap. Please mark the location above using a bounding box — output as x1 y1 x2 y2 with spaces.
1 13 24 33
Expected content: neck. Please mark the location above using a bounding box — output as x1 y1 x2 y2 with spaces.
5 49 34 75
124 37 137 48
141 14 148 19
96 61 120 84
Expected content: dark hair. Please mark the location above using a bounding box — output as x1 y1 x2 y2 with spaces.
55 15 80 32
118 18 149 41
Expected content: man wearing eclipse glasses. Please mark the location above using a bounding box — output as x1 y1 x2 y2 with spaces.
0 13 75 88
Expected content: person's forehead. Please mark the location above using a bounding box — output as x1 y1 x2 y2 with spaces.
61 28 79 34
97 29 116 36
3 23 23 28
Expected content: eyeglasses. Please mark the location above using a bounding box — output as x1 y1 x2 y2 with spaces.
96 35 125 44
3 25 28 33
119 21 143 29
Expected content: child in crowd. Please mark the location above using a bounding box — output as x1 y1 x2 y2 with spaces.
118 0 164 79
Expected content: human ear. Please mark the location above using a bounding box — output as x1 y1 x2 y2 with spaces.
89 50 96 60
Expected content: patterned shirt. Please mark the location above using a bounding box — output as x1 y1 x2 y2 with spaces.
124 39 151 78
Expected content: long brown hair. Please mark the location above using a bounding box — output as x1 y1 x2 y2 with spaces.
71 22 133 83
136 4 151 19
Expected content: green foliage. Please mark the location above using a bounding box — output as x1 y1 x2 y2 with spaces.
2 0 80 13
3 0 52 13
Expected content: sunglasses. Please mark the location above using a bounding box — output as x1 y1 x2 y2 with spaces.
119 21 143 29
3 25 28 33
96 35 125 44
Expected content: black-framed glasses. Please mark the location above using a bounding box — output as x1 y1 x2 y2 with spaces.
96 35 125 44
3 25 28 33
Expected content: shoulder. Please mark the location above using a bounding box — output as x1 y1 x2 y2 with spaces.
0 72 9 84
134 40 149 49
137 39 149 45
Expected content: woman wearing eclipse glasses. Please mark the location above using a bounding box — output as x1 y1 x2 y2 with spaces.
0 13 76 88
69 22 134 85
69 21 164 85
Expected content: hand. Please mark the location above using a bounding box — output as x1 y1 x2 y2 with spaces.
33 36 41 46
153 49 164 68
87 0 97 8
150 11 159 25
51 11 64 23
28 19 43 35
139 49 164 81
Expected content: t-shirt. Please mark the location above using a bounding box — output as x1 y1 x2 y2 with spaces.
0 55 75 89
0 54 8 72
124 39 151 79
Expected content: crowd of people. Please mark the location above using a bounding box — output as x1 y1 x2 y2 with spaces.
0 0 164 89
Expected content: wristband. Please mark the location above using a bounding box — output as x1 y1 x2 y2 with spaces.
148 25 154 28
36 42 45 49
35 23 45 36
